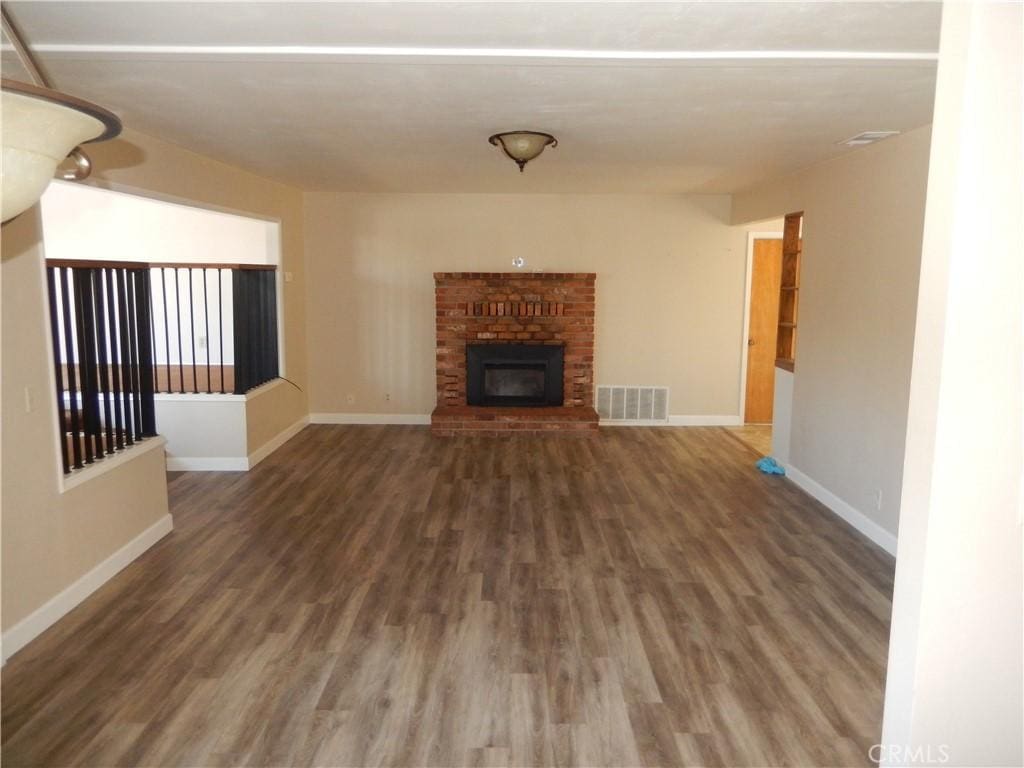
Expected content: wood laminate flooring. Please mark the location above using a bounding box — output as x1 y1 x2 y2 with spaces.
724 426 773 458
2 426 895 767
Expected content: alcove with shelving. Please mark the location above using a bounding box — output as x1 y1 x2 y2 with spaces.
776 211 803 370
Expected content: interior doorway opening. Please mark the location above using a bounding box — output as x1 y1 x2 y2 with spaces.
744 236 783 425
38 181 283 474
736 214 804 462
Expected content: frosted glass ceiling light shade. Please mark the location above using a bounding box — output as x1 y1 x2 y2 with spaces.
1 7 123 223
1 79 122 222
488 131 557 172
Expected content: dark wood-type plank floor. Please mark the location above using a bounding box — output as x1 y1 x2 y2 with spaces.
2 426 895 767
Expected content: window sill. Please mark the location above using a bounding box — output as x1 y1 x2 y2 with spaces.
59 436 168 494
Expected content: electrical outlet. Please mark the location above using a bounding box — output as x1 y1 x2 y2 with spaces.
285 271 294 283
384 393 391 402
874 489 883 511
346 393 356 405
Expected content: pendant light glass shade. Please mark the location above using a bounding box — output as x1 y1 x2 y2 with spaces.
488 131 557 172
1 79 121 222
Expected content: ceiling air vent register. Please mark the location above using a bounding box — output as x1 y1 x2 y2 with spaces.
840 130 901 147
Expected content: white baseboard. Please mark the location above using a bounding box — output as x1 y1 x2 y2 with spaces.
164 416 311 472
1 513 174 664
785 464 898 555
248 415 311 468
310 413 740 428
669 414 743 426
166 456 249 472
310 412 431 425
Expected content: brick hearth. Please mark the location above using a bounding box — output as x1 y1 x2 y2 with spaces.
432 272 598 435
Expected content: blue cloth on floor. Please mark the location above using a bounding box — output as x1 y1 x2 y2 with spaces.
756 456 786 476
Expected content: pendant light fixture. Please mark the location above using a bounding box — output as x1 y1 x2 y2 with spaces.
488 131 557 172
1 8 122 223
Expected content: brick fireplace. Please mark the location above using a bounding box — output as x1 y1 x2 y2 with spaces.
431 272 599 436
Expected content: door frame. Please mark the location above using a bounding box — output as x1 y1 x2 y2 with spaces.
739 230 784 424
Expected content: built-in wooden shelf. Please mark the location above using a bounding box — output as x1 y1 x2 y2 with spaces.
775 211 803 370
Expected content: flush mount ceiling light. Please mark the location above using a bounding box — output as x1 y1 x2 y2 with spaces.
1 8 122 223
488 131 557 172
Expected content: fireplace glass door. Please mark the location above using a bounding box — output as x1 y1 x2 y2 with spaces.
466 344 563 407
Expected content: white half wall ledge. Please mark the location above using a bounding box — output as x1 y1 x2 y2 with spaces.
166 456 249 472
0 513 174 664
310 413 432 425
785 464 899 556
163 415 310 472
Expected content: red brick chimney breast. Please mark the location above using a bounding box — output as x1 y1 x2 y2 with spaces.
432 272 598 436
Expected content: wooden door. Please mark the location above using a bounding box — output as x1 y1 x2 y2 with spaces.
744 239 783 423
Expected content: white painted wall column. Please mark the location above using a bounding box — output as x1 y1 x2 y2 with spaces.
881 2 1023 765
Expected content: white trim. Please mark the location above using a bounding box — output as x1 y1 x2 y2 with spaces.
38 240 69 492
164 414 310 471
310 412 431 425
166 456 248 472
17 44 940 64
59 436 168 493
785 464 898 555
1 514 174 663
247 415 310 469
270 224 287 378
739 231 784 427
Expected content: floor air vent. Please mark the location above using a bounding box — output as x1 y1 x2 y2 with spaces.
596 386 669 423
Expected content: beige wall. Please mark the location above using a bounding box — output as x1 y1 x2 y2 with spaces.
733 126 932 538
881 1 1023 763
304 192 752 418
1 210 170 631
83 129 309 452
246 378 306 453
2 128 310 638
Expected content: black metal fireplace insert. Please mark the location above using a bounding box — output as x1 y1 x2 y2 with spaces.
466 344 564 407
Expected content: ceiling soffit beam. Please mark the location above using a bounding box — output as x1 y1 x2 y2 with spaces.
3 44 940 65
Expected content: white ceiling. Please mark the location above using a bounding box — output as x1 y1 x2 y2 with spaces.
2 1 941 194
